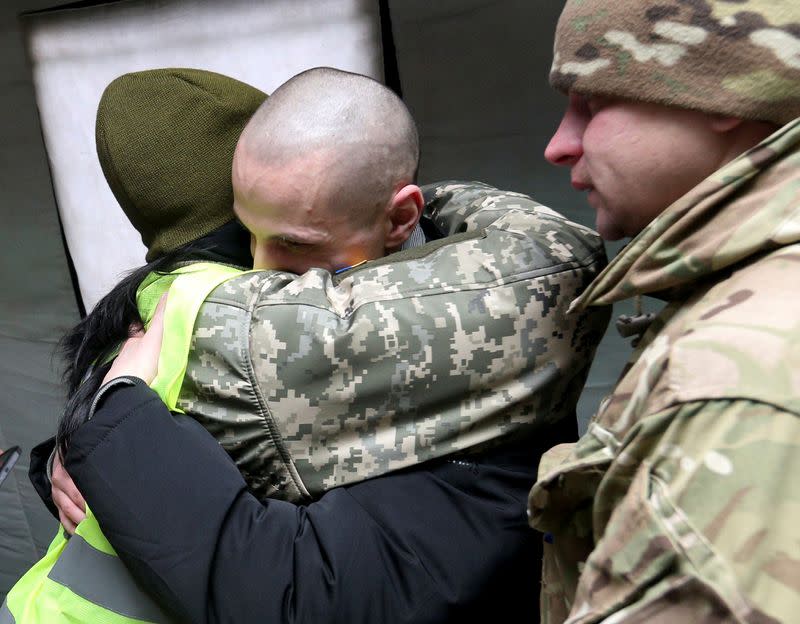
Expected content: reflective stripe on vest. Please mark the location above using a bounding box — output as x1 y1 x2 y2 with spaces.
5 510 172 624
46 533 172 622
5 263 244 623
0 599 15 624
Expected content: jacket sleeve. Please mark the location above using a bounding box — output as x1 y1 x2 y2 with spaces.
564 399 799 624
65 378 552 624
29 436 58 518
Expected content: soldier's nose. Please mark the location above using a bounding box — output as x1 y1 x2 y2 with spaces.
545 95 588 167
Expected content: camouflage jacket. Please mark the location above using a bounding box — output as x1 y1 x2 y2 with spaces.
170 181 608 502
529 120 800 623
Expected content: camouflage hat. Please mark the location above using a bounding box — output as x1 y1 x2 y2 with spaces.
550 1 800 126
96 68 267 261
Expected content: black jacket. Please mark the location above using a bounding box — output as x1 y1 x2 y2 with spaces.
62 378 574 624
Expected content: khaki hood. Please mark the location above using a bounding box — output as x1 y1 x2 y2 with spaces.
572 117 800 310
96 68 266 261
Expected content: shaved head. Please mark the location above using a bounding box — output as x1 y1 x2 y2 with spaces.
232 67 424 274
237 67 418 222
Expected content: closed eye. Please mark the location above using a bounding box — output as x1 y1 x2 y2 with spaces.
273 236 309 251
586 96 609 116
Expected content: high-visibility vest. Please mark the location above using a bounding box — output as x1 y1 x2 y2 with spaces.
1 263 243 624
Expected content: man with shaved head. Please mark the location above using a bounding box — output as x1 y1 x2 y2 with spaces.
233 67 426 274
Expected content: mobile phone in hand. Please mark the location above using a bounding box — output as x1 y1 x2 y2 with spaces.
0 446 21 489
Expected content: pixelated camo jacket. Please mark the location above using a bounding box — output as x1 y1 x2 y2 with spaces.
167 181 608 502
529 120 800 623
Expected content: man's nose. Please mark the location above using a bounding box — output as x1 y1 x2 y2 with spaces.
544 104 586 167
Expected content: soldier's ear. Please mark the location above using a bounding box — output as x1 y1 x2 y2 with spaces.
709 115 743 133
385 184 424 251
708 116 779 155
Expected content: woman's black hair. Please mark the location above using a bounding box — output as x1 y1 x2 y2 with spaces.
56 220 252 460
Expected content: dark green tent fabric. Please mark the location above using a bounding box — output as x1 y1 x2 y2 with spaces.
0 2 81 604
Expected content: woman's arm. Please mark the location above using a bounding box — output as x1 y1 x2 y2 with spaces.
65 378 543 624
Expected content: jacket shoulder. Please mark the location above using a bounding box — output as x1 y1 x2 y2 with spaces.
668 244 800 414
422 180 605 266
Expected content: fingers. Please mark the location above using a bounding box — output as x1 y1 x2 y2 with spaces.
154 291 168 317
59 511 77 535
55 491 85 535
53 455 86 510
102 292 168 386
52 455 86 535
140 295 167 358
147 293 168 341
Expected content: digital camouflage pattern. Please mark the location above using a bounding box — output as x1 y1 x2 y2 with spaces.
529 119 800 623
551 0 800 125
176 181 609 501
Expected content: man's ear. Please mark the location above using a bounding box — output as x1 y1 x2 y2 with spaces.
708 116 778 160
384 184 424 251
709 115 743 133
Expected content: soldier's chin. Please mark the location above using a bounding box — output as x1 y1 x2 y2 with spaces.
595 213 628 242
593 208 626 242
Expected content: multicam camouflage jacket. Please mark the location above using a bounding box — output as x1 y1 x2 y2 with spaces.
529 119 800 623
160 181 608 503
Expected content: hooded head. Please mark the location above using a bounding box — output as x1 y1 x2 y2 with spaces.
96 68 267 261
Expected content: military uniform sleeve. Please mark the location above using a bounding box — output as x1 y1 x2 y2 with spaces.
65 379 547 624
566 399 800 624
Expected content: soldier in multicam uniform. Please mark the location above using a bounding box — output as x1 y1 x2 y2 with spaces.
529 1 800 623
37 67 610 623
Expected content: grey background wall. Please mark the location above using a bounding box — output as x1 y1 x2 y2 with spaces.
0 0 83 601
0 0 659 600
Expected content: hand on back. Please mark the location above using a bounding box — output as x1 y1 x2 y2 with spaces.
52 453 85 535
53 294 167 534
102 294 167 386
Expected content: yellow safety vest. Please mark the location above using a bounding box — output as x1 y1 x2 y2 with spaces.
1 262 243 624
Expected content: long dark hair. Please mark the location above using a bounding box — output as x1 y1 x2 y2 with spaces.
56 220 252 459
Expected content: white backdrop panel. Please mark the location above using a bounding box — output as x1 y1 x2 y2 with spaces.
26 0 382 311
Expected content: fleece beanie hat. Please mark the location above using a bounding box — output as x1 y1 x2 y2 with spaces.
550 0 800 126
96 68 267 261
